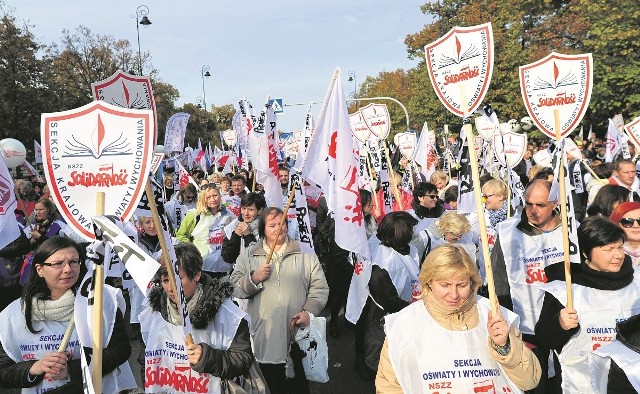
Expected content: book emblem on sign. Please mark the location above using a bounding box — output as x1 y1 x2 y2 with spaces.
519 52 593 139
40 101 155 240
425 23 494 117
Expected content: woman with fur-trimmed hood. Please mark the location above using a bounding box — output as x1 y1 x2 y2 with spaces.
139 243 254 393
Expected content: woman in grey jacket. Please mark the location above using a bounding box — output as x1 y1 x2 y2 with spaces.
230 207 329 393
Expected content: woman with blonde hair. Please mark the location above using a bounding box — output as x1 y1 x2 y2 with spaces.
176 184 235 277
430 170 454 200
376 244 541 393
414 212 479 266
482 179 511 251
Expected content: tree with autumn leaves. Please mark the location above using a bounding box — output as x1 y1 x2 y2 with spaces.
362 0 640 138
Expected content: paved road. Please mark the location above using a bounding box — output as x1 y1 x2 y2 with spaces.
310 310 376 394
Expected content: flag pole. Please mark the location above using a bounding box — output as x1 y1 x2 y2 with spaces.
144 179 194 345
460 87 497 315
91 192 105 393
57 316 75 352
554 110 573 309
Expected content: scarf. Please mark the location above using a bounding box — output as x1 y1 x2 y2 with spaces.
166 284 203 326
423 289 478 331
488 200 508 229
262 238 289 268
30 289 75 321
624 243 640 265
581 259 635 291
248 219 260 238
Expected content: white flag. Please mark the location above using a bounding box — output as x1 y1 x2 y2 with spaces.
249 99 283 208
302 68 369 259
0 158 19 250
605 118 622 162
92 216 161 293
164 113 190 154
414 122 438 181
551 142 581 265
34 141 42 164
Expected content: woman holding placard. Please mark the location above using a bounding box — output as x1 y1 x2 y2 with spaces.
535 217 640 393
0 236 133 393
376 244 540 393
177 184 235 277
139 242 255 393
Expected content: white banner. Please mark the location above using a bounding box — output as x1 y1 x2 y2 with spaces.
0 158 19 250
164 113 190 154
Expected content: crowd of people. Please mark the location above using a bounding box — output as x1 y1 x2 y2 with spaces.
1 134 640 393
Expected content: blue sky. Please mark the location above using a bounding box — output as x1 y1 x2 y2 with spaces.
11 0 432 132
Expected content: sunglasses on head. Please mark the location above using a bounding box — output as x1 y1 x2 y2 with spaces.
620 218 640 228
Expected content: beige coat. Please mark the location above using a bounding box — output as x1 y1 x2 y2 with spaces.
375 292 541 393
230 238 329 363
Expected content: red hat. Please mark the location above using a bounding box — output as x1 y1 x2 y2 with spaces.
610 202 640 224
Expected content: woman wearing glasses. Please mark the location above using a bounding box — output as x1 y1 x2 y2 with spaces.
406 182 445 242
0 236 134 393
177 184 235 278
535 217 640 393
610 202 640 265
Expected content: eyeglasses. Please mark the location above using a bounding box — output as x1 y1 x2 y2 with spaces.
423 194 438 199
482 194 494 199
40 259 81 269
620 218 640 228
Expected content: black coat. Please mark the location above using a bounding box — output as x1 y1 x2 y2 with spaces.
221 219 257 265
147 274 253 379
535 259 636 392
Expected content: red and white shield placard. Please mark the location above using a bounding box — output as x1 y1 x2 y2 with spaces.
394 132 417 160
360 103 390 139
92 70 157 142
150 152 164 174
492 132 527 168
624 116 640 147
425 23 494 117
519 52 593 140
222 129 237 147
349 111 372 143
475 114 498 140
41 101 155 240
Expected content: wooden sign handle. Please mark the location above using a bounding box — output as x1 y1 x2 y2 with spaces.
92 192 105 393
554 110 573 309
460 87 498 315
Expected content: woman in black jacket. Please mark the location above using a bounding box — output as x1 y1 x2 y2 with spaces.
140 242 254 392
535 217 640 393
221 192 266 267
365 212 420 372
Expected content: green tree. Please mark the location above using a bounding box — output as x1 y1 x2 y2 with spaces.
0 14 52 141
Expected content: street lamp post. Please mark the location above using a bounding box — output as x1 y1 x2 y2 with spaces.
201 65 211 111
135 5 152 75
348 70 357 98
201 65 211 131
